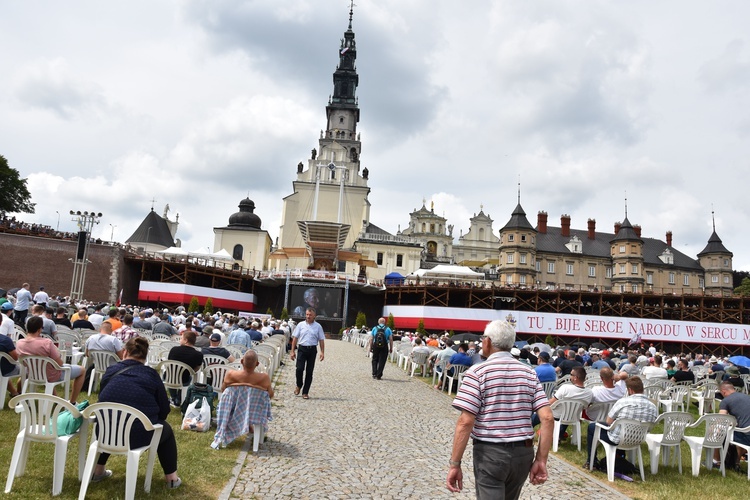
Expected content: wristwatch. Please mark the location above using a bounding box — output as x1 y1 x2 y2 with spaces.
449 459 461 467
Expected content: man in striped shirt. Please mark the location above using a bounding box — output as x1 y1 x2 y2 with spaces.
447 320 553 499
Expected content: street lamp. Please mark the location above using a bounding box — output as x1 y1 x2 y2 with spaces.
109 224 117 241
69 210 103 301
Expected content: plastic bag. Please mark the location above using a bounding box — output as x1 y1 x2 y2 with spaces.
181 396 211 432
56 400 90 436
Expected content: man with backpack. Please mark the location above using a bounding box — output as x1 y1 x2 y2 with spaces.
369 317 393 380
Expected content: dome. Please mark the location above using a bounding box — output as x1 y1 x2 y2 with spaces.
227 198 262 229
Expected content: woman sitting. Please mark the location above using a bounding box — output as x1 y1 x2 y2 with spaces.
92 337 181 489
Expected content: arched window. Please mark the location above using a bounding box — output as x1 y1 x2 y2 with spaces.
233 244 243 260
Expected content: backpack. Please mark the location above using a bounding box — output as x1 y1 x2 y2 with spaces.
373 326 387 350
180 382 216 416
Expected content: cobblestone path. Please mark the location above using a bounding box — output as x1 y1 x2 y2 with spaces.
226 339 630 500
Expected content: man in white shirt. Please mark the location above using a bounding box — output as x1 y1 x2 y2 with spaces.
88 305 106 329
32 286 49 307
642 354 668 380
13 283 33 327
586 367 627 421
0 302 16 336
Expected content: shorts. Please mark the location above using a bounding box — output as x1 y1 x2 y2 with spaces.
52 364 83 381
3 365 21 377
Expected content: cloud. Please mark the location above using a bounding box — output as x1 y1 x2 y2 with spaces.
13 58 110 120
698 39 750 94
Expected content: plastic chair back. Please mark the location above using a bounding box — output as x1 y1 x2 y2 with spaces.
612 418 652 449
202 354 228 370
158 360 195 391
701 414 736 447
541 381 556 400
19 355 71 400
551 398 587 424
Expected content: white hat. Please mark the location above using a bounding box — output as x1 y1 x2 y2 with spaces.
709 356 718 363
510 347 521 357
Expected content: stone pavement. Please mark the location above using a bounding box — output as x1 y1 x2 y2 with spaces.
223 339 630 500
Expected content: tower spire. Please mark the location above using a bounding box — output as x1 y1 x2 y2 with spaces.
348 0 355 30
624 191 628 219
517 175 521 205
711 204 716 232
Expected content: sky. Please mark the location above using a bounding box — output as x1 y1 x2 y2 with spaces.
3 1 750 269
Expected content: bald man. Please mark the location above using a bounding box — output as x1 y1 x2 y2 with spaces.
221 350 274 399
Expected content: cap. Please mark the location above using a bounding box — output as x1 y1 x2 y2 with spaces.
1 302 13 311
726 366 740 376
209 333 222 342
510 347 521 356
202 325 214 335
539 351 550 361
709 356 718 363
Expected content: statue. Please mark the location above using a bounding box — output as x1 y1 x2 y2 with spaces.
362 167 369 179
297 162 304 173
448 224 454 237
163 203 170 218
311 148 317 160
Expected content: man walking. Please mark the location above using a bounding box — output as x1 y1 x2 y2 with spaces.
369 317 393 380
13 283 32 327
447 320 553 499
290 307 325 399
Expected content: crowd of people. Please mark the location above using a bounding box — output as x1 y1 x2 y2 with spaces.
0 215 79 241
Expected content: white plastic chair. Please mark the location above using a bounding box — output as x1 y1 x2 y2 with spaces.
432 358 448 387
409 351 430 377
0 352 22 410
157 360 195 404
690 380 719 416
397 346 413 370
86 350 121 395
78 402 163 500
5 393 88 496
554 374 571 389
550 398 587 452
730 425 750 480
201 354 228 370
683 413 736 477
645 411 694 474
643 384 664 405
151 332 171 342
590 418 651 481
19 355 72 401
445 364 468 396
658 385 690 413
541 381 556 400
212 386 271 452
254 344 278 370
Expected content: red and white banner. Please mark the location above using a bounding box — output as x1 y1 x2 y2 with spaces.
383 305 750 347
138 281 256 312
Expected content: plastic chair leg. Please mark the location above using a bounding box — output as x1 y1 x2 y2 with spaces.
77 443 99 500
552 420 560 453
125 451 140 500
52 439 70 496
144 427 162 493
689 445 702 476
604 444 616 482
5 434 26 493
637 449 646 482
253 427 262 452
648 442 660 474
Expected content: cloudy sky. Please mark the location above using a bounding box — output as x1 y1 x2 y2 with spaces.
3 1 750 269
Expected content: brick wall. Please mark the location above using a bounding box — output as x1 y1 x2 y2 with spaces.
0 233 125 303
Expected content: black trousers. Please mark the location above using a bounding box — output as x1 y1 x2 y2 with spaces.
371 348 388 378
96 420 178 475
296 345 317 395
13 309 28 327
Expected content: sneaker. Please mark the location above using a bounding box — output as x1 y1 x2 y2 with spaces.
91 470 112 483
167 477 182 489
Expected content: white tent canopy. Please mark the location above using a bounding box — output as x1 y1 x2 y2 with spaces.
158 246 189 256
408 264 485 279
158 246 234 262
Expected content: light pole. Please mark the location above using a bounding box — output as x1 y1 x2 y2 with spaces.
69 210 103 301
109 224 117 242
55 211 60 231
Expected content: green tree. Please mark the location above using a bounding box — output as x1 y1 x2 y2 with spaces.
355 311 367 328
266 307 273 316
0 155 35 216
280 307 289 321
203 297 213 316
416 318 426 335
545 334 555 348
734 277 750 296
188 296 200 313
387 313 395 330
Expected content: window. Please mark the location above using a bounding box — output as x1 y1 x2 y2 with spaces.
631 264 638 274
536 261 541 272
588 265 596 278
566 263 574 275
619 245 626 253
606 267 612 278
724 259 730 267
520 275 527 285
683 275 689 286
547 262 555 273
647 273 653 285
376 252 383 265
508 234 515 242
232 244 243 261
520 254 527 264
507 253 514 264
668 272 675 284
396 254 403 267
699 278 705 289
506 275 513 284
724 276 730 284
632 284 638 293
712 275 719 283
521 235 526 242
619 264 626 274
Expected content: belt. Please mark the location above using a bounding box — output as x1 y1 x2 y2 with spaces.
473 438 533 448
299 345 317 349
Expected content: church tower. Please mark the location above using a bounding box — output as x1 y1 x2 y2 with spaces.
273 6 371 272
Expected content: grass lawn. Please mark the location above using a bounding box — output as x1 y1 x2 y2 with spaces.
413 369 750 499
0 391 243 499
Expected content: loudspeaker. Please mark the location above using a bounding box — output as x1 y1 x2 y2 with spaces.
76 231 87 260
